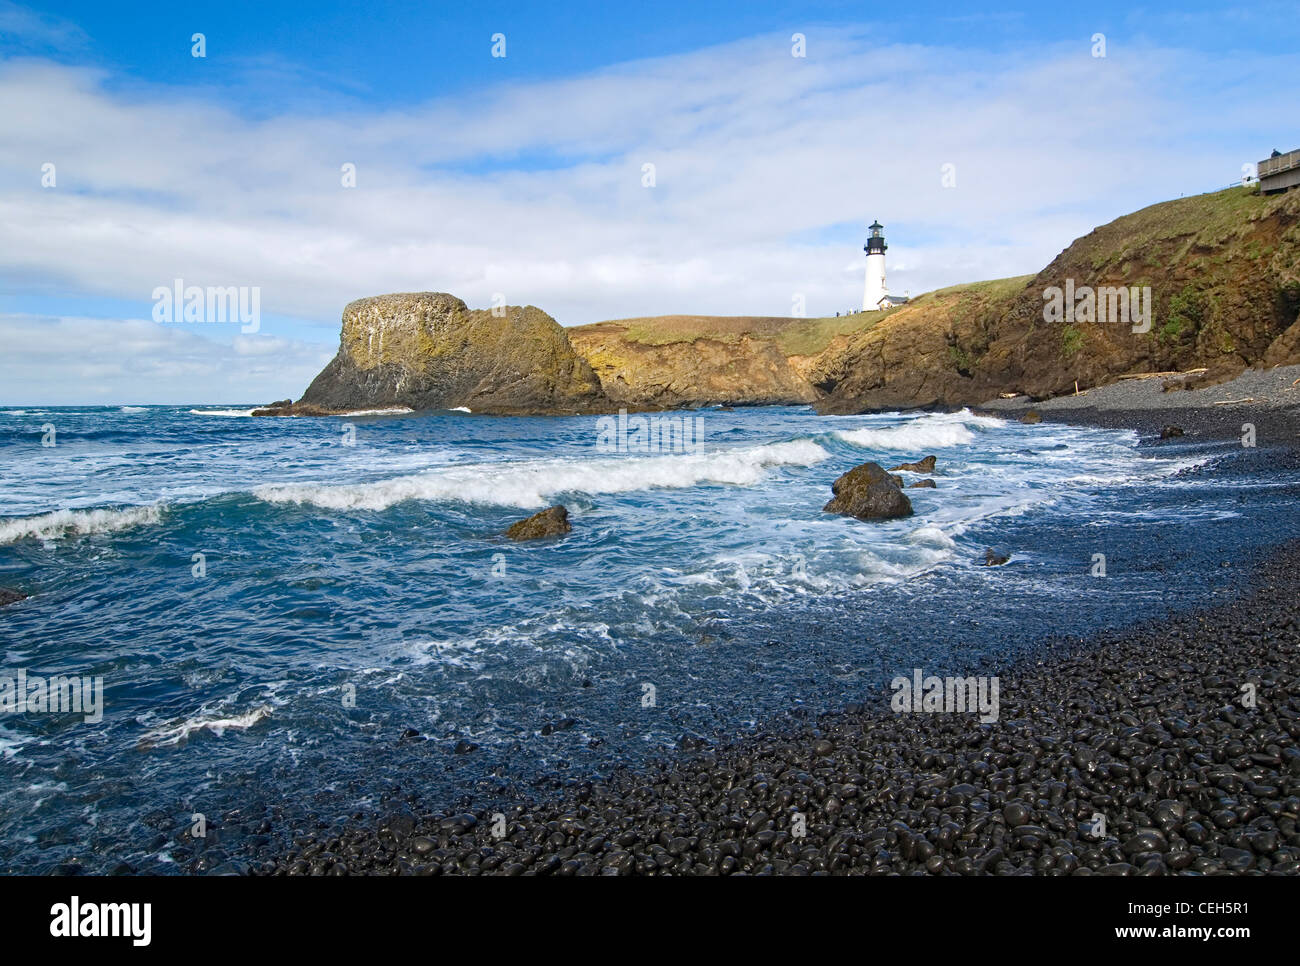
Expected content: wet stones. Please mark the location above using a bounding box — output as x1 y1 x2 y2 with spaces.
0 588 27 607
1020 410 1042 424
1160 425 1185 439
984 549 1011 566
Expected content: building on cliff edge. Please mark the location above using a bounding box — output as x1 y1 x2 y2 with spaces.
1259 148 1300 194
862 220 909 312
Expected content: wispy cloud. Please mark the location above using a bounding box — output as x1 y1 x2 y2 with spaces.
0 1 86 51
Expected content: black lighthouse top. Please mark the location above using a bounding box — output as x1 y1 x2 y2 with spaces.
865 220 887 256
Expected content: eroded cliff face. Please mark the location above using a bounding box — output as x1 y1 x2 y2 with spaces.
566 318 821 408
814 186 1300 413
295 293 607 415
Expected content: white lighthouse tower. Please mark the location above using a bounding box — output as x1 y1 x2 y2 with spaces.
863 220 888 311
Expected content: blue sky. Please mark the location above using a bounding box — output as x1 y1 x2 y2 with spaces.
2 0 1299 402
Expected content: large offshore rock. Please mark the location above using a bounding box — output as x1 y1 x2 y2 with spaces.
293 293 607 415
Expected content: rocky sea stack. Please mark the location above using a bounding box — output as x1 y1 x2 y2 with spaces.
273 293 608 416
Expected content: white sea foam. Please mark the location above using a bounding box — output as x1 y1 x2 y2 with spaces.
188 408 256 417
340 407 414 417
449 406 472 413
139 706 272 748
119 406 147 414
253 439 830 511
835 409 1005 451
0 505 163 544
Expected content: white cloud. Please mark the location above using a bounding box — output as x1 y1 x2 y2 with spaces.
0 315 334 404
1 27 1297 403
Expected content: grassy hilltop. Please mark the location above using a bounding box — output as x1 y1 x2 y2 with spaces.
812 186 1300 412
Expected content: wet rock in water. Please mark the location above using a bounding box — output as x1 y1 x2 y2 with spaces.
888 455 936 474
677 732 710 751
823 462 913 521
506 505 571 541
1020 410 1042 424
250 401 349 417
984 549 1010 566
452 739 478 755
0 588 27 607
908 479 937 489
1160 425 1185 439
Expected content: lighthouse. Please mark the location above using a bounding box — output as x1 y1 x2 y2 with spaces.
863 220 888 311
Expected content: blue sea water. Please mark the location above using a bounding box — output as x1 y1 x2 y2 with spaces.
1 403 1298 873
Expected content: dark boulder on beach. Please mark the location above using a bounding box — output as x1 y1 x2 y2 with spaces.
823 462 913 521
1020 410 1042 424
0 588 27 607
908 479 937 489
888 455 937 474
506 505 572 541
1160 424 1185 439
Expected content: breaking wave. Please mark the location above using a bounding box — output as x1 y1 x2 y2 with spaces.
0 505 164 544
139 706 273 748
835 409 1005 451
254 439 830 511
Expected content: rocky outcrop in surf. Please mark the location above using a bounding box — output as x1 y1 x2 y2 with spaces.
0 588 27 607
505 505 572 541
272 293 607 416
888 455 937 473
823 461 913 520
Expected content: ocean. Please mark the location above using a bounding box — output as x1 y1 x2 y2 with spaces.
1 403 1297 873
